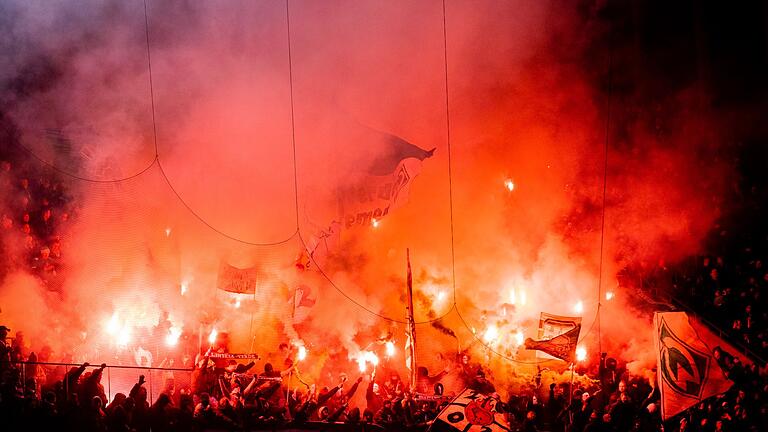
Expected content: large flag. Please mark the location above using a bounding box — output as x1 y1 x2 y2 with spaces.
653 312 750 420
339 155 431 230
217 262 259 294
297 129 433 269
405 249 417 389
338 129 434 230
524 324 581 362
430 388 511 432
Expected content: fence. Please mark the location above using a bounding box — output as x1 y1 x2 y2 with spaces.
11 360 195 403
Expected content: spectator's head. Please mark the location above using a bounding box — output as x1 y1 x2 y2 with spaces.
362 409 374 423
155 393 171 408
618 380 626 393
91 396 102 411
123 397 135 412
318 406 329 420
603 413 611 424
200 392 210 407
264 362 274 374
0 325 9 340
110 393 126 408
43 391 56 405
135 385 148 403
581 392 590 403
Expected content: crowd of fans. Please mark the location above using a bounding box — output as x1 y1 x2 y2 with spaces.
1 321 766 432
667 253 768 360
0 149 73 290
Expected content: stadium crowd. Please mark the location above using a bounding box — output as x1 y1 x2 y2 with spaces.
1 322 767 432
0 149 73 291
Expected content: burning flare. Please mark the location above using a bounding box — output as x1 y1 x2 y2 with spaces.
385 341 395 357
576 346 587 362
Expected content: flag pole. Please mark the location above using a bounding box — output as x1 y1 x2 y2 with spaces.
406 248 417 390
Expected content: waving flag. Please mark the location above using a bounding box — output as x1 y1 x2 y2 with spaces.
654 312 750 419
528 312 582 361
430 388 510 432
524 324 581 362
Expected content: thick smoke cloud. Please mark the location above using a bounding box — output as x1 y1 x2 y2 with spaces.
0 0 736 393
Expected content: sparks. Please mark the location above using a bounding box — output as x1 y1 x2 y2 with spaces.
504 179 515 191
208 328 218 345
574 300 584 314
371 218 379 228
165 227 171 237
605 291 615 301
180 282 188 296
385 341 395 357
576 346 587 362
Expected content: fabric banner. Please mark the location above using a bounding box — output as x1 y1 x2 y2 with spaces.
339 157 425 230
429 388 511 432
209 353 261 360
653 312 749 420
524 324 581 362
217 262 258 294
534 312 582 361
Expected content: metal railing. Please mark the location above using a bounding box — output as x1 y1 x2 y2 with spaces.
7 360 195 403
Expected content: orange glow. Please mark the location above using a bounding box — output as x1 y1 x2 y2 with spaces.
504 179 515 191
